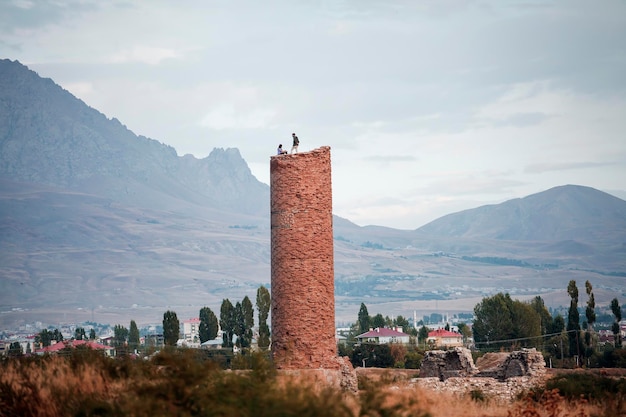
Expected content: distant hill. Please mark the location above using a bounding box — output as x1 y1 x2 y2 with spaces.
0 59 624 329
416 185 626 245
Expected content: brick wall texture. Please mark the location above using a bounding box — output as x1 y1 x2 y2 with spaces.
270 146 339 370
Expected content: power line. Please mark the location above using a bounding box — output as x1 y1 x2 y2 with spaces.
473 329 577 347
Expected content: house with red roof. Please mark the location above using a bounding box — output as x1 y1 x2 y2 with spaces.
355 327 410 345
34 339 115 356
426 328 464 348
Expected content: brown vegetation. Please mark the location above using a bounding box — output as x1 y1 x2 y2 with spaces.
1 348 624 417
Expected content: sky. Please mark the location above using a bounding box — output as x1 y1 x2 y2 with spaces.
1 0 625 230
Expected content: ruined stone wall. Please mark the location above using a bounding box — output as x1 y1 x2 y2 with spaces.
420 348 478 380
421 348 546 382
270 147 339 370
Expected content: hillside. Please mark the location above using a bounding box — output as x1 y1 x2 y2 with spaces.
0 59 625 329
0 59 269 219
416 184 626 244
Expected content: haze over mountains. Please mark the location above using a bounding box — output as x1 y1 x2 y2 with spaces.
1 59 625 329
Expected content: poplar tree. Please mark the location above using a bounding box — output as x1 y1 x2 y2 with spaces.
234 301 244 347
163 310 180 346
567 280 582 359
113 325 129 348
418 326 429 346
530 296 553 335
256 286 271 349
357 303 371 334
584 281 596 352
241 296 254 349
611 298 622 348
220 299 236 348
199 307 219 343
129 320 140 352
75 327 86 340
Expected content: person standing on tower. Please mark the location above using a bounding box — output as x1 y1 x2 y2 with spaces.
290 133 299 153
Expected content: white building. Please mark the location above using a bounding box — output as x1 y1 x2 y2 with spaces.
355 327 411 345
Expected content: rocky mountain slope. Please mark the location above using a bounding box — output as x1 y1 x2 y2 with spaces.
1 59 624 328
0 59 269 219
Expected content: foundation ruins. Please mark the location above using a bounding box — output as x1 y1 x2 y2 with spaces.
417 348 547 400
420 347 545 382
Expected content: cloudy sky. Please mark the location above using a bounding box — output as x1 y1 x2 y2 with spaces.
2 0 625 229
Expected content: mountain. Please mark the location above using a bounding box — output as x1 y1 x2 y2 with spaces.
416 185 626 244
0 59 269 220
1 59 625 330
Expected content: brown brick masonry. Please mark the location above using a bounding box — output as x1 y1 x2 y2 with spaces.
270 146 339 370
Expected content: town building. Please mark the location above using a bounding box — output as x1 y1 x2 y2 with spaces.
426 328 464 348
356 327 411 345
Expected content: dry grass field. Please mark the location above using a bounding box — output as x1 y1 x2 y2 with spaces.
1 348 624 417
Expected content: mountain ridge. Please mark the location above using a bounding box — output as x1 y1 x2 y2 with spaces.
416 184 626 244
0 58 269 219
1 58 625 328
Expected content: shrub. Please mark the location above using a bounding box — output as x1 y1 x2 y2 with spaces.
545 372 626 402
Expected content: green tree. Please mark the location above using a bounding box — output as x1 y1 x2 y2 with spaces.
357 303 371 334
220 299 236 348
129 320 140 352
351 344 394 368
511 301 541 348
26 342 31 354
567 280 582 359
394 315 410 332
241 295 254 349
89 328 96 340
256 286 271 350
550 315 565 334
163 310 180 346
611 298 622 348
199 306 219 343
113 324 129 348
473 293 515 348
530 296 553 336
75 327 86 340
457 323 472 343
404 348 423 369
8 341 23 357
35 329 52 348
418 325 429 346
52 329 63 343
584 281 596 352
233 301 244 348
372 313 385 329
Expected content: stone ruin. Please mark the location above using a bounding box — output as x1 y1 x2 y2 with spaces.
475 348 546 381
420 347 545 381
420 347 479 381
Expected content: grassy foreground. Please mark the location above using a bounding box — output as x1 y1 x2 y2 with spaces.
1 348 625 417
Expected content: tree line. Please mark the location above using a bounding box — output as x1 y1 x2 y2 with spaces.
162 285 271 350
472 280 623 366
24 286 271 356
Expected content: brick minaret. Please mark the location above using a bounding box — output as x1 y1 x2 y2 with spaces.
270 146 338 369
